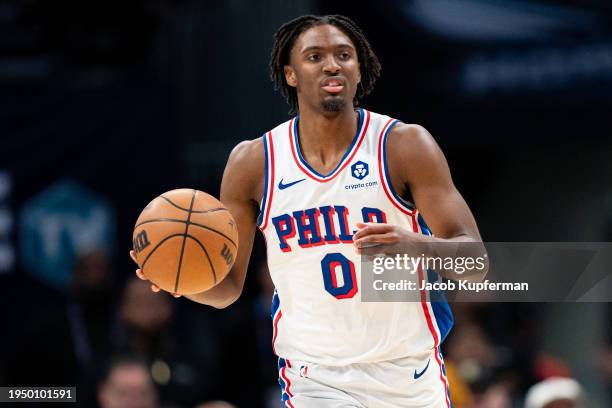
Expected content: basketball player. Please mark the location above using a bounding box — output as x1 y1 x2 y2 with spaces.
132 14 486 407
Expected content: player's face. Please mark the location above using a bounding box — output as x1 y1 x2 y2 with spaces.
285 24 361 114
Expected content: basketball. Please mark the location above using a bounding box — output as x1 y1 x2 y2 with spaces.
132 189 239 295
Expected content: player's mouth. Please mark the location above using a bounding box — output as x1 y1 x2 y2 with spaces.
320 77 345 94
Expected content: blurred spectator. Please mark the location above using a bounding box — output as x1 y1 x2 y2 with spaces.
111 278 205 406
524 377 585 408
97 355 158 408
445 360 474 407
475 383 512 408
446 321 496 385
111 275 266 407
534 354 572 380
444 303 535 407
116 277 174 356
5 250 114 386
71 250 116 365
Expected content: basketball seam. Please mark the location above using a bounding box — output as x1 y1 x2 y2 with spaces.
134 218 237 248
141 233 187 270
159 195 226 214
185 235 217 285
174 189 197 293
190 208 227 214
139 233 216 284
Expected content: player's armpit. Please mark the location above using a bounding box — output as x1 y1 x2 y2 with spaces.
186 138 265 308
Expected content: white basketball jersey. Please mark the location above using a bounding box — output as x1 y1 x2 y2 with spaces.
258 109 453 366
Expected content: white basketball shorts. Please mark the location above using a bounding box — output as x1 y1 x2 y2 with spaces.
276 347 452 408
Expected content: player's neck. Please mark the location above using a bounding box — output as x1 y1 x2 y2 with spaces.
296 106 359 168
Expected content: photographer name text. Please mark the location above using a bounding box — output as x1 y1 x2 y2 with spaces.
373 279 528 292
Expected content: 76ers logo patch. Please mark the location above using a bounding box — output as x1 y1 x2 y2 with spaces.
351 161 369 180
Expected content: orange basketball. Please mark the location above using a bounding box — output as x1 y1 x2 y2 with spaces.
132 189 239 295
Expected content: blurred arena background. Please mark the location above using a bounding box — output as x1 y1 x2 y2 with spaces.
1 0 611 407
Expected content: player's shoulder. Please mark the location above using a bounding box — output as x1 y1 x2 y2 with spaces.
229 137 264 163
387 121 439 157
225 137 265 185
383 120 446 180
388 122 432 144
222 137 266 202
228 115 294 165
366 109 433 145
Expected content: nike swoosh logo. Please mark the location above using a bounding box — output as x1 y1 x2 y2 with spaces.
414 359 430 380
278 178 306 190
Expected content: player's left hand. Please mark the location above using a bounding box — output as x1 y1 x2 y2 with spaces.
353 222 429 256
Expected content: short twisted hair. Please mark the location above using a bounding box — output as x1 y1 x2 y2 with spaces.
270 15 381 115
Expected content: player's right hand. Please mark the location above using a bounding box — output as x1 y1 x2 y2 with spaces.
129 250 181 298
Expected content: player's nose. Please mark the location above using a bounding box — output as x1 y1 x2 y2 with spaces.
322 55 341 74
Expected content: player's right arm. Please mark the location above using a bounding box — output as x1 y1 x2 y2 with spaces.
185 138 264 308
132 138 264 309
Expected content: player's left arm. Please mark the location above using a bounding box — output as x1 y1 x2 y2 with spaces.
353 123 488 280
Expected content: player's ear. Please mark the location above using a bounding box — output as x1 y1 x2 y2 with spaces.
284 65 297 88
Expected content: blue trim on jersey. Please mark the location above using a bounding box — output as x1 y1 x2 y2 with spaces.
431 295 454 343
257 133 270 226
277 357 291 403
438 347 447 377
427 267 454 343
422 215 454 344
293 107 365 178
272 291 291 404
381 120 417 212
417 213 432 236
438 347 453 406
271 289 280 318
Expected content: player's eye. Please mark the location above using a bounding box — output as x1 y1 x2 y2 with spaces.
307 54 321 62
339 52 351 60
